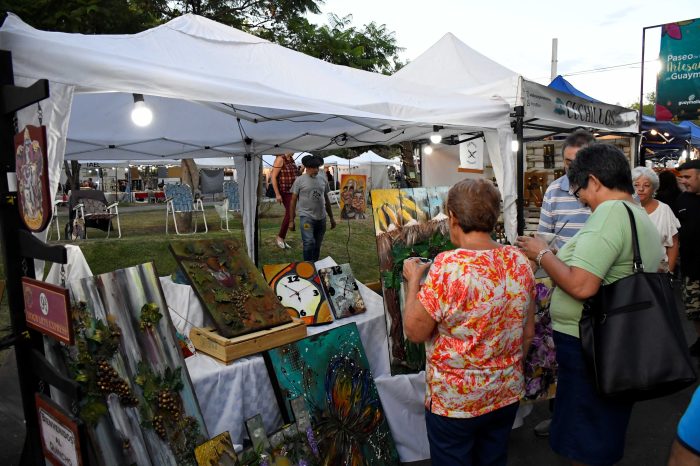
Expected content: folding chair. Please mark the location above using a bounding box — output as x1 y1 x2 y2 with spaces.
164 183 208 235
47 199 63 241
70 190 121 239
215 181 241 231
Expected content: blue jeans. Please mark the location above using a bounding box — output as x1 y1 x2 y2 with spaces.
299 216 326 262
425 402 519 466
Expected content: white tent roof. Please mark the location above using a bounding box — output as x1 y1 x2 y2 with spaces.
393 33 521 106
322 155 356 167
351 151 396 165
393 33 638 137
0 14 514 255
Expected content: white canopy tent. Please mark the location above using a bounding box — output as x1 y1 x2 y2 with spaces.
1 13 514 256
337 150 398 191
393 32 639 236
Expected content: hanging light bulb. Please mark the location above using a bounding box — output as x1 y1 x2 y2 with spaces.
650 129 658 136
131 94 153 127
429 125 443 144
424 145 434 155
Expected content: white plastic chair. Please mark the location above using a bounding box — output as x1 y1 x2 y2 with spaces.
164 183 208 235
215 181 241 231
47 199 62 241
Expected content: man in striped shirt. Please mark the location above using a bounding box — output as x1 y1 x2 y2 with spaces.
533 129 594 438
537 129 595 250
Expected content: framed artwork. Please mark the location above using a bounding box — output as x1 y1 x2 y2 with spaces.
543 143 555 169
170 239 292 338
15 125 52 232
262 262 332 325
195 432 239 466
371 187 454 375
264 324 399 465
317 264 366 319
339 174 367 220
62 262 208 466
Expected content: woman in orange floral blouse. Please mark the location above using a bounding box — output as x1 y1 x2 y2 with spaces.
403 179 535 466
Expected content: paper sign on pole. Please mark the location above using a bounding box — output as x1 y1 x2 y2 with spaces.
458 135 484 173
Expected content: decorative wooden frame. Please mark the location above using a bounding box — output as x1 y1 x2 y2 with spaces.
35 393 83 466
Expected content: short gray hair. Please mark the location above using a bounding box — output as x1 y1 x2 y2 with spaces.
631 166 659 192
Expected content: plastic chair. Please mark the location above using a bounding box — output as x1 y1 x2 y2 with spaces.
164 183 208 235
47 199 62 241
216 181 240 231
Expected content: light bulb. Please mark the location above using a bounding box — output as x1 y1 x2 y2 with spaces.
429 133 442 144
131 101 153 127
663 132 670 137
424 145 434 155
511 140 519 152
650 129 658 136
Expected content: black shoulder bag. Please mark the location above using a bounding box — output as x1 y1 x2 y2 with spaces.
579 203 697 401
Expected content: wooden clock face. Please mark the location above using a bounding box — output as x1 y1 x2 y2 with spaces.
262 262 333 325
318 264 367 319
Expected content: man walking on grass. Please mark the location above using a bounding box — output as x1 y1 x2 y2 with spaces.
289 155 336 262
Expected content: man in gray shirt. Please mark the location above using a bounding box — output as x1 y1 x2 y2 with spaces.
290 155 336 261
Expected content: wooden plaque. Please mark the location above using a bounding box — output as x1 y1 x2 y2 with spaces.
15 125 52 232
35 393 83 466
22 277 73 345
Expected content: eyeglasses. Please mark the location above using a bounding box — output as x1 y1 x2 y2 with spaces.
571 185 583 199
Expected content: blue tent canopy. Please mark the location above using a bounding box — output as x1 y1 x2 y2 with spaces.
548 75 600 103
677 120 700 147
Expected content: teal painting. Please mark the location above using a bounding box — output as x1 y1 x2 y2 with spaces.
264 323 399 466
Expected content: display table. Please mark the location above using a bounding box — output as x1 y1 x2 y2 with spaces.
167 257 429 462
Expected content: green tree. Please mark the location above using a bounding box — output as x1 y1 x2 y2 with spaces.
629 91 656 116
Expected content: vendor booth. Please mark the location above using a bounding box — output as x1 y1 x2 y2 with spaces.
0 13 522 465
392 33 639 235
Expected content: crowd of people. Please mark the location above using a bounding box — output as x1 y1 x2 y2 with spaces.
402 130 700 466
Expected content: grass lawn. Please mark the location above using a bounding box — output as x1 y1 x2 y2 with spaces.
71 203 380 282
0 202 381 338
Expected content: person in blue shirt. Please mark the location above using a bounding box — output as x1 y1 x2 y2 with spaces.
668 386 700 466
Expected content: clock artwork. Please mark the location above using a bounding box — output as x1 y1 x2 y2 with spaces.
262 262 333 325
318 264 366 319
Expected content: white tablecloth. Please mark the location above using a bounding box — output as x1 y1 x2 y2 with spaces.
171 257 429 461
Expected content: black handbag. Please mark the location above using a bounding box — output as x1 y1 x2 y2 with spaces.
579 204 697 401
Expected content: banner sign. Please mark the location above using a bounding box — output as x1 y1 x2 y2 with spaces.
458 135 484 173
22 277 73 345
14 125 52 232
36 393 83 466
523 80 638 132
656 19 700 121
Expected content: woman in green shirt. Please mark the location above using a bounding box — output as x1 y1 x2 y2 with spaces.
517 144 662 466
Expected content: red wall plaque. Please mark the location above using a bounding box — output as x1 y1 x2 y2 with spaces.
22 277 73 345
35 393 83 466
15 125 52 232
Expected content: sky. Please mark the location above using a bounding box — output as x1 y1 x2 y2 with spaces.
309 0 699 107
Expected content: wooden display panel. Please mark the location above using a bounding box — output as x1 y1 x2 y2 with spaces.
190 319 306 364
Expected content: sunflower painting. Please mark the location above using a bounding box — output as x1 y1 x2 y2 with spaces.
371 187 453 375
264 323 399 466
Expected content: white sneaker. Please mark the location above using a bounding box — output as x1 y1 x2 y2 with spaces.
284 242 291 249
275 238 286 249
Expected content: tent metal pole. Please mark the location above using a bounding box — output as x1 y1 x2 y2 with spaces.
513 106 525 236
